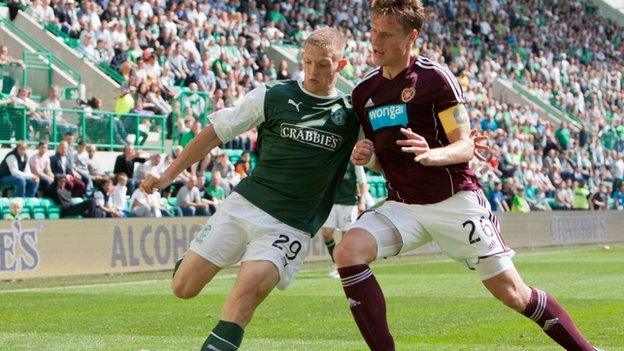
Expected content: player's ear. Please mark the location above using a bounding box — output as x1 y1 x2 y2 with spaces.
408 29 419 43
336 58 348 72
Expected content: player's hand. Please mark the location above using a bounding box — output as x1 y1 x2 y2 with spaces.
352 139 375 166
471 128 488 161
140 173 171 194
397 128 432 165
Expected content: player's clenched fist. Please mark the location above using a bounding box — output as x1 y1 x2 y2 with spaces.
352 139 375 166
140 173 170 194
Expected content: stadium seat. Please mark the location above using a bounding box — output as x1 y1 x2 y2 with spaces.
204 172 212 183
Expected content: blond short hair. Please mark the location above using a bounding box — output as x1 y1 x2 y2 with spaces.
303 27 346 59
372 0 425 32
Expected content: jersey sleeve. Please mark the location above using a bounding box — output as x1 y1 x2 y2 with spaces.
354 165 367 184
209 84 266 143
432 69 469 134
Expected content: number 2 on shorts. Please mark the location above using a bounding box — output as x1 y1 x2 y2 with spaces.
272 234 303 261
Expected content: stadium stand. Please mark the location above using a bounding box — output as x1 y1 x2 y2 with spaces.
0 0 622 220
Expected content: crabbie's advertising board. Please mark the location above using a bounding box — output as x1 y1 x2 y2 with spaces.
1 211 623 280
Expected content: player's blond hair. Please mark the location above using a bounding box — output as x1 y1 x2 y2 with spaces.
303 27 346 59
371 0 425 32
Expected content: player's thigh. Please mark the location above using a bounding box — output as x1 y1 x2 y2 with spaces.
242 223 310 291
221 260 280 326
419 190 513 264
171 251 221 299
353 201 432 258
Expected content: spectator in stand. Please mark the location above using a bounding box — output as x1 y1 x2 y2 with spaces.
234 151 252 179
134 153 161 185
94 178 123 218
50 140 86 197
65 133 93 196
113 144 146 194
129 187 162 217
212 152 237 192
511 186 531 213
0 142 39 197
572 180 591 210
179 120 202 147
11 87 47 138
591 183 610 210
29 141 54 196
41 85 78 138
205 171 225 211
488 181 509 212
85 144 107 182
51 175 100 218
0 45 24 67
176 175 210 217
4 198 26 220
111 173 128 217
613 183 624 210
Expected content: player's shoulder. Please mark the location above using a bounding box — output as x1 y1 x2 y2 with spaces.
352 67 381 94
412 56 460 86
265 79 297 94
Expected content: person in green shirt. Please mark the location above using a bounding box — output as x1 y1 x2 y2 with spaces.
140 28 358 351
572 180 591 210
555 122 571 150
511 187 531 213
205 171 226 205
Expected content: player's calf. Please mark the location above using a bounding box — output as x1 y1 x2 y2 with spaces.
483 268 595 351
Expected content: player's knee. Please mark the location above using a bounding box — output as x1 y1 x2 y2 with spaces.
171 280 199 300
334 230 375 267
493 285 528 312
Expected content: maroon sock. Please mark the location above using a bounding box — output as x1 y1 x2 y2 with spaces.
338 265 394 351
522 288 594 351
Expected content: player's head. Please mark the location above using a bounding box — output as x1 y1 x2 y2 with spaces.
301 27 348 96
370 0 424 67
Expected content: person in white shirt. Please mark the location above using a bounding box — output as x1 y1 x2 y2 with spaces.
130 187 162 217
111 173 128 216
41 86 79 139
176 175 209 216
0 142 39 197
134 153 162 184
29 141 54 195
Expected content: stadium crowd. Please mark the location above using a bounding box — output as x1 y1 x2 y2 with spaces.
1 0 623 219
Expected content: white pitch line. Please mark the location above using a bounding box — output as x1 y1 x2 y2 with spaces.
0 273 238 294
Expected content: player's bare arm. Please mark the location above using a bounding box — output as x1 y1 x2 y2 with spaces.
397 104 488 166
140 125 222 193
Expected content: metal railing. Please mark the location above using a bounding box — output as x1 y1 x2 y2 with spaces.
0 17 82 87
508 79 582 126
0 105 166 151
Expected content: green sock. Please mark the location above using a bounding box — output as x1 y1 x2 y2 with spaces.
325 239 336 262
201 320 244 351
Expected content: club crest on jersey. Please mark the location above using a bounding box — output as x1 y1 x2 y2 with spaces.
280 123 343 151
330 107 347 126
401 87 416 102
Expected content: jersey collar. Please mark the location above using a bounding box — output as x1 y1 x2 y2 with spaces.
297 80 338 99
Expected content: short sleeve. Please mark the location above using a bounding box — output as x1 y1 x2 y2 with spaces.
432 68 465 114
209 84 266 143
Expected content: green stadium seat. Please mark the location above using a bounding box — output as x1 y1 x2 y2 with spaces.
0 197 9 210
47 204 61 219
167 197 177 207
204 172 212 183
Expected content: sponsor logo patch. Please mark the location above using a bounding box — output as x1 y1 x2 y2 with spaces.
367 103 408 131
280 123 343 151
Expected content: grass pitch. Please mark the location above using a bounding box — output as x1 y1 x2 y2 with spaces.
1 246 623 350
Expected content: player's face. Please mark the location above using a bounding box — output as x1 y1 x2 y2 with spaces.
301 44 347 96
370 14 417 68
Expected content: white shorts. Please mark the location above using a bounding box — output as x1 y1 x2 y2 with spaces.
351 189 515 280
322 204 358 232
189 192 310 290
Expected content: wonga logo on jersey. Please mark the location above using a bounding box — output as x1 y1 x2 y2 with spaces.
0 221 42 273
368 104 408 131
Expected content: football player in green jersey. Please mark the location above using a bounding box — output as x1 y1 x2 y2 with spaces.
141 27 358 351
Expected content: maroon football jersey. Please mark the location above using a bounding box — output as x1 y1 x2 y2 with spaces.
353 56 480 205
